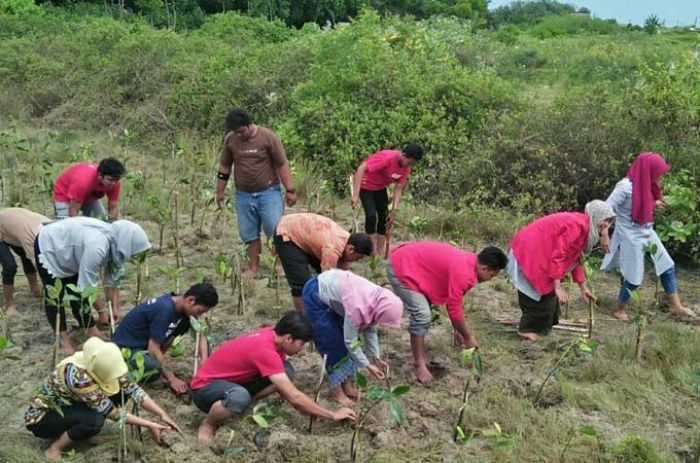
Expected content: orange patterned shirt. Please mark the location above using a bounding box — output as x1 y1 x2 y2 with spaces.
276 213 350 269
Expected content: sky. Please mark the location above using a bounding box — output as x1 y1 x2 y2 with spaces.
487 0 700 27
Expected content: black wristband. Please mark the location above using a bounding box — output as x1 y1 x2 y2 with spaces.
286 188 296 194
217 171 230 181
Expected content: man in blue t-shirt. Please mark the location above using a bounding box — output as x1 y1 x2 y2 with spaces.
112 283 219 394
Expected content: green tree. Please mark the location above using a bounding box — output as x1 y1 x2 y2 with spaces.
643 14 661 34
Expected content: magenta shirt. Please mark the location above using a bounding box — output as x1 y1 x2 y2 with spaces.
361 150 411 191
53 163 121 204
390 241 477 322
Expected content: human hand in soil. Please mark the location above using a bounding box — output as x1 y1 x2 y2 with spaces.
215 190 226 209
331 407 357 421
168 377 189 395
147 422 171 443
159 412 182 434
367 364 385 380
372 358 389 374
555 286 569 306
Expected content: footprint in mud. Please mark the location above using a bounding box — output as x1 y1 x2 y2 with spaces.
428 360 449 380
517 341 544 360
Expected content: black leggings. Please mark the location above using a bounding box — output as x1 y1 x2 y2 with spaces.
360 188 389 235
27 394 127 441
34 238 95 331
0 242 36 285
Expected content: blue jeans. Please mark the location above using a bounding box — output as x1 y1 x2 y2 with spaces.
618 267 678 303
234 185 284 244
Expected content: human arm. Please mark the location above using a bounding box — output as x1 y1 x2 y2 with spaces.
343 318 384 379
138 395 181 433
147 339 188 394
215 138 234 208
450 318 477 348
277 162 297 207
268 373 356 421
69 201 82 217
107 200 119 220
387 183 405 226
351 162 367 208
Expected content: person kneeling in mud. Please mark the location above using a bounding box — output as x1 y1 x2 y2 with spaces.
25 338 180 460
386 241 507 384
112 282 219 394
191 311 356 444
507 200 615 341
303 269 403 406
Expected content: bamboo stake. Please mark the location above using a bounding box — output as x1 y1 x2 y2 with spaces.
308 354 328 433
108 301 116 336
193 330 201 374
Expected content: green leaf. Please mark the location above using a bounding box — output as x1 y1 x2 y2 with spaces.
460 347 475 364
388 399 404 424
251 414 269 428
579 425 597 436
0 336 7 350
190 316 202 332
392 385 410 396
473 351 484 377
356 372 368 388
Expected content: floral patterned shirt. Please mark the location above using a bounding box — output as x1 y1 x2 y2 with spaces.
25 362 148 426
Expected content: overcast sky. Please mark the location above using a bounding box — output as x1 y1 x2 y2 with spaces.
488 0 700 26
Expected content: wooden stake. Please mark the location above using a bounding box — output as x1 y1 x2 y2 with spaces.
308 354 328 433
193 330 201 375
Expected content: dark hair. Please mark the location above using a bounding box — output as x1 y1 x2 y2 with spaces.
477 246 508 271
403 143 424 161
274 311 314 342
225 108 253 131
184 283 219 308
97 158 125 178
348 233 373 256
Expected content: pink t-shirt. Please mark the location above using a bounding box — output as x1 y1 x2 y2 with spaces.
390 241 477 322
53 163 121 204
361 150 411 191
190 327 286 390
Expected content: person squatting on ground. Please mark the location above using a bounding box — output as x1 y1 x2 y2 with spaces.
274 213 373 312
386 241 508 384
507 200 616 341
302 269 403 406
25 337 180 460
111 282 219 395
215 108 297 278
35 217 151 354
53 158 125 220
191 311 356 444
0 207 49 315
351 144 424 255
601 152 698 321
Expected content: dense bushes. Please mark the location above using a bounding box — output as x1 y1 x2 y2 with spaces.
1 8 700 258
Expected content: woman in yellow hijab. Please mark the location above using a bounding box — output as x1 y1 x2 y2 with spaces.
25 337 180 459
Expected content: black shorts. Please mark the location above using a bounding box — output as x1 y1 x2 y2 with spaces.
518 290 559 335
273 234 321 297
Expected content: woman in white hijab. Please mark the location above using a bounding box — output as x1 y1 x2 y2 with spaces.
34 217 151 354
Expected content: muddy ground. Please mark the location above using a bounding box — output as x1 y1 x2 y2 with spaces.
2 203 700 463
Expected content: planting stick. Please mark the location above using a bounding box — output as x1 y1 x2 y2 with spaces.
384 222 392 259
587 299 595 339
193 330 201 375
307 354 328 433
635 319 645 362
108 301 116 336
349 174 359 233
53 306 61 367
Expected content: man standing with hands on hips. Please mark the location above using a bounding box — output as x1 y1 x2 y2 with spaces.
215 108 297 278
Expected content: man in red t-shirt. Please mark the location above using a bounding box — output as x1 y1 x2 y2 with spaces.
53 158 125 220
191 311 356 444
351 144 424 255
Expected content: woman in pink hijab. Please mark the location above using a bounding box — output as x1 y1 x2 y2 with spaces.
601 153 697 320
302 269 403 406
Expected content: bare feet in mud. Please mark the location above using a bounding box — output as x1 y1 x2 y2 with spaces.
612 308 629 322
5 304 17 316
414 364 434 384
197 421 216 444
331 387 355 407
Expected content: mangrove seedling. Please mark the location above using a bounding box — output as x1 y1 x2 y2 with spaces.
628 288 646 362
120 348 159 444
533 336 599 406
0 306 19 361
558 425 600 462
350 372 410 462
171 190 183 268
453 347 483 443
189 315 211 375
214 253 233 285
45 279 82 366
249 402 285 448
133 249 149 306
65 284 99 336
642 242 660 311
157 265 185 294
583 258 598 338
